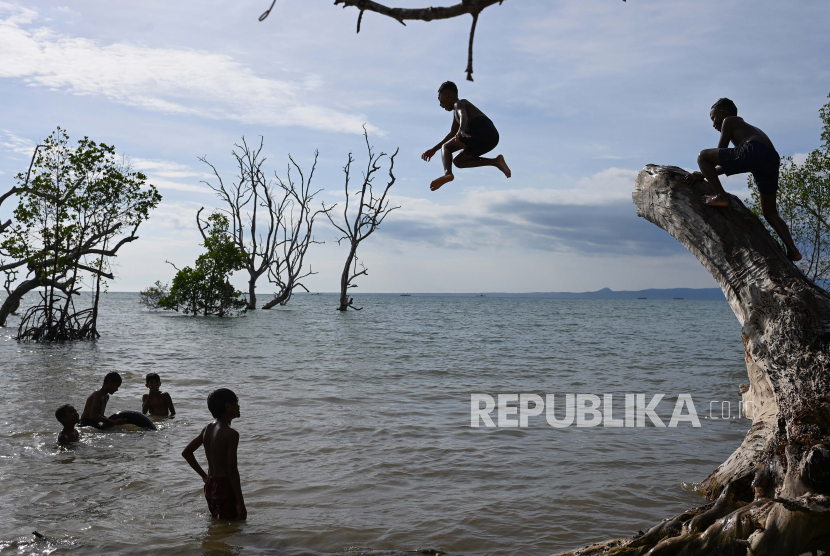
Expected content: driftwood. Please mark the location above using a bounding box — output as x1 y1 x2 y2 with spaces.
552 165 830 555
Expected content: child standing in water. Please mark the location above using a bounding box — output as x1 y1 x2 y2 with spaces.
421 81 511 191
686 97 802 261
142 373 176 417
182 388 247 520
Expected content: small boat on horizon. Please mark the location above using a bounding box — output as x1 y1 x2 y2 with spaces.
638 297 647 299
400 294 411 297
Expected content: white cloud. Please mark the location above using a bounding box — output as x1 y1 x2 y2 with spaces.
0 3 376 134
0 129 36 155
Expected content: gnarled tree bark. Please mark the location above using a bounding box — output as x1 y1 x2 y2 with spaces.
552 165 830 556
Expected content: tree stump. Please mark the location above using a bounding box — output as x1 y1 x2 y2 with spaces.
552 165 830 555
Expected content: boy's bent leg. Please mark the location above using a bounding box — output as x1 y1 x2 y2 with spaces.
698 148 729 206
760 194 802 261
453 153 511 178
431 138 464 191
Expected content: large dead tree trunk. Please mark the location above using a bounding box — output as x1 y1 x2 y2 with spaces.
553 165 830 556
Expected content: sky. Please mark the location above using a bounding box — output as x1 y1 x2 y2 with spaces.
1 0 829 293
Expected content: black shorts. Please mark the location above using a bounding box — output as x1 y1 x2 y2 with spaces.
719 141 780 195
460 116 499 158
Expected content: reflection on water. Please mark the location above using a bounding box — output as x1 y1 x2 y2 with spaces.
1 293 748 555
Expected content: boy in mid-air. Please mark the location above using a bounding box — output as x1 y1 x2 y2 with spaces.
421 81 511 191
182 388 247 520
142 373 176 417
686 98 802 261
55 404 80 444
80 372 126 429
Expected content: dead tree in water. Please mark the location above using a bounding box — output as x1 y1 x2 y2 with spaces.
199 139 328 309
325 129 398 311
553 166 830 556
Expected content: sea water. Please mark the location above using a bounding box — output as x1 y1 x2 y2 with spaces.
0 293 748 555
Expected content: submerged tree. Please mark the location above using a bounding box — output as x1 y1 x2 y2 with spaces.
553 166 830 555
159 212 248 317
325 129 399 311
748 93 830 285
0 128 160 340
199 138 330 310
139 280 169 310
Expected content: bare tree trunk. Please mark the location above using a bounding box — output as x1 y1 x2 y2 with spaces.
553 165 830 556
338 247 358 312
248 275 257 310
0 278 40 326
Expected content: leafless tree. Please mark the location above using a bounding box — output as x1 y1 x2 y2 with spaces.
199 138 330 310
325 128 399 311
259 1 625 81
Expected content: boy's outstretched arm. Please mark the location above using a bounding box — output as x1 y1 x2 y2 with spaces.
227 431 247 520
422 119 460 162
165 393 176 417
90 393 124 426
182 428 208 482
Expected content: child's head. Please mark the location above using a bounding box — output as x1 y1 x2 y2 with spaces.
438 81 458 110
146 373 161 391
207 388 239 420
55 404 79 427
710 98 738 130
103 372 122 393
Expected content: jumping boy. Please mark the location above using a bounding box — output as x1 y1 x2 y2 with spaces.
686 97 802 261
143 373 176 417
80 372 126 429
182 388 246 520
55 404 80 444
421 81 511 191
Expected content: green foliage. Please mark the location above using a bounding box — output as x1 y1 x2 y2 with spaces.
139 280 169 310
748 94 830 284
2 128 161 281
159 213 248 317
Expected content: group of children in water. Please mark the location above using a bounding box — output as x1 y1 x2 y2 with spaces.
47 83 802 524
55 372 245 520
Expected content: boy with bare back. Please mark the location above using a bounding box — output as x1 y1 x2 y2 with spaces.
685 97 802 261
182 388 247 520
80 372 127 429
421 81 511 191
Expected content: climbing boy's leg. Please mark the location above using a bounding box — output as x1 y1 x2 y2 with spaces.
760 194 802 262
698 148 729 207
431 138 464 191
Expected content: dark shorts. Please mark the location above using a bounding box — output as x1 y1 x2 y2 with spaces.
719 141 780 195
460 116 499 158
204 476 238 520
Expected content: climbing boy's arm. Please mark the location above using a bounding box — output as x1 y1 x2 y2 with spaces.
718 117 736 149
455 101 470 138
182 427 208 482
227 431 247 519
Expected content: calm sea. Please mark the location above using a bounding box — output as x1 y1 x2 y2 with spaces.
0 293 748 555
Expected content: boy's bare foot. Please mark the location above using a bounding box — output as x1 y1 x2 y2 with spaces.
788 248 803 262
496 155 511 178
430 174 454 191
703 194 729 207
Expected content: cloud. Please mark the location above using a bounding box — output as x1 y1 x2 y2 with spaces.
0 3 376 134
130 158 214 194
0 129 36 155
375 168 683 256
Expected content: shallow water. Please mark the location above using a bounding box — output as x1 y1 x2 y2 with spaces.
0 293 748 555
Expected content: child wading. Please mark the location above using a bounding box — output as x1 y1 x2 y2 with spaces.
421 81 511 191
80 372 127 429
182 388 247 520
686 97 802 261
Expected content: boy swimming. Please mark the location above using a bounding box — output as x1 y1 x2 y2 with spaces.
55 404 80 444
80 372 126 429
142 373 176 417
685 97 802 261
182 388 247 520
421 81 511 191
